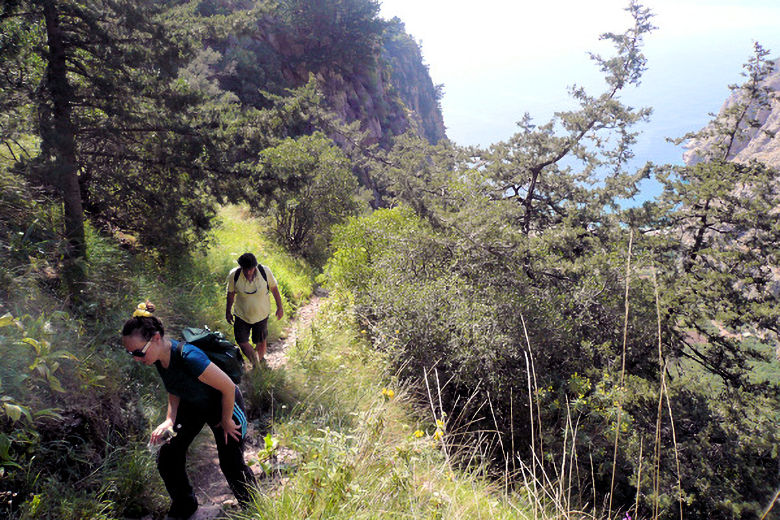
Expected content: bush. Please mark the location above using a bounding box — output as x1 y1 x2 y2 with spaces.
323 205 780 519
259 134 361 263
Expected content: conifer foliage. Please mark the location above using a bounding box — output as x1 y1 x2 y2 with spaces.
0 0 228 266
326 3 780 518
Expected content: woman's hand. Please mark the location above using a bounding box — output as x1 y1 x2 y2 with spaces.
197 363 240 444
150 418 175 445
221 417 241 444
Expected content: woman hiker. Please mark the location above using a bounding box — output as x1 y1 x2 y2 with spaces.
121 301 256 520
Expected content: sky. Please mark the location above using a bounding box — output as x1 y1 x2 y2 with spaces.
378 0 780 201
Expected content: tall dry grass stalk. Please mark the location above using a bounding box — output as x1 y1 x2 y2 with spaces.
608 229 634 518
424 369 452 467
513 403 597 520
518 313 606 520
760 489 780 520
634 438 644 518
420 362 596 519
652 265 684 520
509 324 593 519
652 325 665 518
521 313 540 520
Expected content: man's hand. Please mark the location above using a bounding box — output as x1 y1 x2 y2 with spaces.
226 291 235 325
271 286 284 320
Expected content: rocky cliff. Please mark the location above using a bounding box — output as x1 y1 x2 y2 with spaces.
380 18 446 145
204 2 446 149
684 58 780 167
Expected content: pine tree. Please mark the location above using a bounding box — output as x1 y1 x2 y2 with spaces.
641 42 780 386
0 1 229 279
327 6 780 516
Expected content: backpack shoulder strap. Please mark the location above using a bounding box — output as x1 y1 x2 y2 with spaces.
233 264 269 291
257 263 269 291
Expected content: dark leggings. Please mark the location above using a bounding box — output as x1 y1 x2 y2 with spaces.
157 388 256 513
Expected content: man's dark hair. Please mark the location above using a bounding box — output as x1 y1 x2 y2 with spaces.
237 252 258 269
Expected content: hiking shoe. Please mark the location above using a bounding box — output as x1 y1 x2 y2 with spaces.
166 498 198 520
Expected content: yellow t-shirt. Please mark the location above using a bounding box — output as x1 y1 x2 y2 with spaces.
226 265 277 324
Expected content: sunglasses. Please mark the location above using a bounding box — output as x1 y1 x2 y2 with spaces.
129 337 153 358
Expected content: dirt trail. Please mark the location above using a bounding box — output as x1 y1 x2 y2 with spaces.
183 290 327 519
264 289 326 370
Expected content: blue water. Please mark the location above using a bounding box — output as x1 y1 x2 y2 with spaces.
439 28 779 205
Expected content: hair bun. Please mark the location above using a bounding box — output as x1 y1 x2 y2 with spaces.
132 300 155 318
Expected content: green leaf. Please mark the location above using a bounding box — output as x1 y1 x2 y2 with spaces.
47 374 65 393
264 433 279 451
22 337 41 354
33 408 63 420
4 403 23 422
0 313 15 328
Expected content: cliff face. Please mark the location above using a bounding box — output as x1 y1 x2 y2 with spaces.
380 18 446 145
684 58 780 167
208 5 446 148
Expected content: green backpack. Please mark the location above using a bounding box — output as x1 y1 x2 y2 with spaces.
180 326 244 384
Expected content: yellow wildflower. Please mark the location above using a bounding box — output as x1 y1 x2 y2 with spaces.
433 430 443 441
414 430 424 438
436 419 445 430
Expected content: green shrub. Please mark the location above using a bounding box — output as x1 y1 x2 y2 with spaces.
258 133 361 263
322 205 780 519
244 293 530 520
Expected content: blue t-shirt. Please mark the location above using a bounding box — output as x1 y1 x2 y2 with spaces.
155 340 220 409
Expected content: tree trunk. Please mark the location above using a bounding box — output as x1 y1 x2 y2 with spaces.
43 1 86 264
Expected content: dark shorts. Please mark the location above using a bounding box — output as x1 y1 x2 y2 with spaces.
233 316 268 345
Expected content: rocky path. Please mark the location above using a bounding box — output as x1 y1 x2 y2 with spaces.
183 290 327 519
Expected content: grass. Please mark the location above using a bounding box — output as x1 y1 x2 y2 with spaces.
0 186 632 519
0 174 318 519
193 204 315 344
238 291 535 520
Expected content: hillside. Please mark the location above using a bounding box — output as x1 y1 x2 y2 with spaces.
0 183 537 518
2 3 779 519
203 2 446 148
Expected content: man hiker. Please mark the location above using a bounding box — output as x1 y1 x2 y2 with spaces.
226 252 284 366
